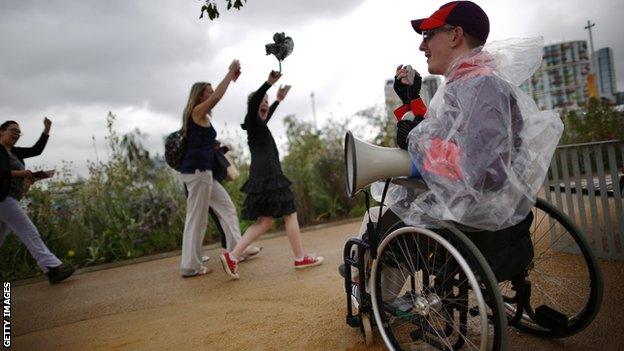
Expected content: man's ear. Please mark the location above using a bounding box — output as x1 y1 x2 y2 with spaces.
450 26 464 48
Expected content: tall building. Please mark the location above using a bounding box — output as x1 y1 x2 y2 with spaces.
616 92 624 106
596 48 617 101
524 40 591 110
421 76 442 106
384 79 402 122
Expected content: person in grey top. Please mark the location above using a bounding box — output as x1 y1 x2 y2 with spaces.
0 118 75 284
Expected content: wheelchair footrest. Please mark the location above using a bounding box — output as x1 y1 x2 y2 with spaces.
534 305 569 333
338 263 346 279
347 315 361 328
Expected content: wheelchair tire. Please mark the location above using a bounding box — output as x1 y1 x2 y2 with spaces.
370 225 507 351
361 312 374 346
500 197 603 338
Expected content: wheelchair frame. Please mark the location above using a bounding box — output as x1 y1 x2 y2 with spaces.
342 191 603 350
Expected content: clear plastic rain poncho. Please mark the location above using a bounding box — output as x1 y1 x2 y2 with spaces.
373 37 563 231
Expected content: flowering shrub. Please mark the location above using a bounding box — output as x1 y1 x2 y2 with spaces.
1 110 370 281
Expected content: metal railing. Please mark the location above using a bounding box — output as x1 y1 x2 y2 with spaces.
542 140 624 259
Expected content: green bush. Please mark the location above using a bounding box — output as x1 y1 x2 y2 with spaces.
560 98 624 144
281 115 364 224
1 109 372 281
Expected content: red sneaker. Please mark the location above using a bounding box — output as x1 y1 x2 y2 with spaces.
294 254 324 269
220 252 239 279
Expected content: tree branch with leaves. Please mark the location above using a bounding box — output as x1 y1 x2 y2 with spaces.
199 0 247 20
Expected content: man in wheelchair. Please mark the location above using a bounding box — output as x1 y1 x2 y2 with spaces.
338 2 586 349
344 0 562 293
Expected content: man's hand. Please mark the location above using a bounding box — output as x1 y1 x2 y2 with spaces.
396 117 424 150
267 70 282 85
276 85 291 101
393 65 422 105
43 117 52 134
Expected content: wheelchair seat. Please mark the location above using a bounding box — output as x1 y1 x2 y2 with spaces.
376 208 535 282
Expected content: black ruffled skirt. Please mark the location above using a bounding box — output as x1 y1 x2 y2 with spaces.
240 172 296 220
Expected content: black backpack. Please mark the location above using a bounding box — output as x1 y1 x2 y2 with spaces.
164 129 187 171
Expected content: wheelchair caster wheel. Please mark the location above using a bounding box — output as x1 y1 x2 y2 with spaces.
361 312 373 346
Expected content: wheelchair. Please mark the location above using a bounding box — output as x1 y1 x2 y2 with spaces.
341 188 604 350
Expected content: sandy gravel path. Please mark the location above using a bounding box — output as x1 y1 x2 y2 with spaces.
9 220 624 350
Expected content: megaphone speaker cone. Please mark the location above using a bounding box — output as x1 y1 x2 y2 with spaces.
344 131 416 198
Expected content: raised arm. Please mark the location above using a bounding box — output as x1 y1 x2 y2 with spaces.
12 117 51 159
247 82 272 119
192 59 240 118
265 84 290 123
265 101 279 123
243 71 282 128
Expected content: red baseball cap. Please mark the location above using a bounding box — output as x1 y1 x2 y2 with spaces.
411 1 490 43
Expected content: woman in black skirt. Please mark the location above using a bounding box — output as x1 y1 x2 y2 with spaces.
219 71 323 279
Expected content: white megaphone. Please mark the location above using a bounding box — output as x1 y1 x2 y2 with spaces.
344 131 420 198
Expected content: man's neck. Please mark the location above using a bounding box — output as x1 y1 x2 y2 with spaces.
444 46 475 77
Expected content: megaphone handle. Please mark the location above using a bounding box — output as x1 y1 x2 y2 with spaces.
279 60 282 73
366 178 392 261
363 190 372 223
377 178 392 240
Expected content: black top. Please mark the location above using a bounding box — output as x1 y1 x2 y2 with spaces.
240 82 282 182
239 82 296 220
179 117 217 174
0 133 49 201
7 153 25 200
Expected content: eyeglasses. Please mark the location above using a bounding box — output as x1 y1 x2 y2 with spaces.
422 26 455 43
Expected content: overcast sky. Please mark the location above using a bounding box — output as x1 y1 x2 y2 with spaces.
1 0 622 176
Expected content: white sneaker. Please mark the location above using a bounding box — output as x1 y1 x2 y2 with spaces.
239 246 262 262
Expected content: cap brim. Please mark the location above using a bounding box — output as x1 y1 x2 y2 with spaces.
410 17 446 33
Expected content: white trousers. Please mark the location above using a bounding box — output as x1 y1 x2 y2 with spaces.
0 197 62 273
180 170 242 276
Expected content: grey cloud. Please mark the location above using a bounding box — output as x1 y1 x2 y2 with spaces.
0 1 212 115
0 0 364 118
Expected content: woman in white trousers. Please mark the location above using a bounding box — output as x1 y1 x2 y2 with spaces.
178 60 258 277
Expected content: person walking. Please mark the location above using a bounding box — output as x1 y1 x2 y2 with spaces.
178 59 255 277
0 117 75 284
220 71 323 280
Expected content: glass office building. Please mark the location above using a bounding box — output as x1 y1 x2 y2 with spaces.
522 41 591 110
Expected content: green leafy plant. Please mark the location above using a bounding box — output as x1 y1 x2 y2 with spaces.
1 107 377 281
560 98 624 144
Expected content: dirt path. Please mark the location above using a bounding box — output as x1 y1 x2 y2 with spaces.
10 221 624 350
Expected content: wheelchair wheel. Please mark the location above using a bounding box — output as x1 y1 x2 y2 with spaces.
343 239 375 346
500 198 603 337
361 312 374 346
349 285 374 346
370 226 507 351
